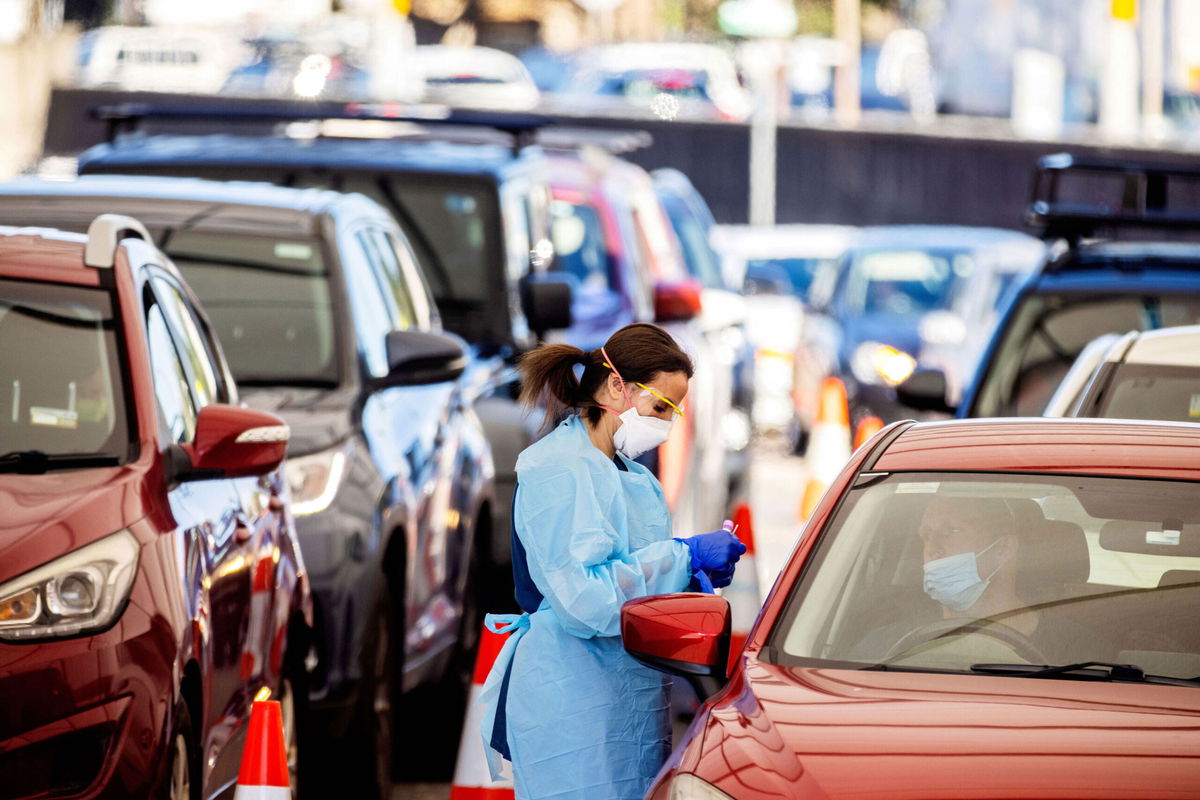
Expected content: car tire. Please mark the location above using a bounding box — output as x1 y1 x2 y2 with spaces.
322 592 395 800
158 701 199 800
282 627 311 799
393 534 481 781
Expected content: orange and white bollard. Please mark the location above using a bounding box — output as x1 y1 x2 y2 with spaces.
450 625 515 800
853 415 884 451
721 502 760 671
798 377 852 521
234 701 290 800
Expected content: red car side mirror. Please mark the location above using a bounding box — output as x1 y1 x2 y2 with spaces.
181 404 289 480
653 279 704 323
621 593 730 699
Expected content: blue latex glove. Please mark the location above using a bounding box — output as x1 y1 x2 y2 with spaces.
676 530 747 572
687 569 715 594
708 562 736 589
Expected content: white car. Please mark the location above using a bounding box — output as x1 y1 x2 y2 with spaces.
711 224 856 433
414 45 540 110
1043 325 1200 422
76 26 245 94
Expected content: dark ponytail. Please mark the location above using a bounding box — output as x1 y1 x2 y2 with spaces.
518 323 694 429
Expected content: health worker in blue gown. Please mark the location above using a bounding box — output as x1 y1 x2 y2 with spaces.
478 323 746 800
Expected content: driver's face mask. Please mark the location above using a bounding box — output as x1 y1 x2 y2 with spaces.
922 538 1001 612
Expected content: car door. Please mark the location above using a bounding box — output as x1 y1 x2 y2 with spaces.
142 272 254 795
350 223 465 661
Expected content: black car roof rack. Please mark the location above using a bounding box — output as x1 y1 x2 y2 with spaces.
1027 153 1200 244
92 101 652 156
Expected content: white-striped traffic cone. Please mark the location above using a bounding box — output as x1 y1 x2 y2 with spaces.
798 377 852 521
853 415 884 451
721 503 760 671
451 625 515 800
234 700 290 800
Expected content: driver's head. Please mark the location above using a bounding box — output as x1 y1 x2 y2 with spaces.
919 496 1019 612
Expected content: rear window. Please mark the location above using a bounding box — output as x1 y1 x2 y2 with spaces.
1089 363 1200 422
0 278 130 462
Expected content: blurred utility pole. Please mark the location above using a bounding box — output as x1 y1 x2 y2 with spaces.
1100 0 1140 141
1141 0 1165 138
833 0 860 126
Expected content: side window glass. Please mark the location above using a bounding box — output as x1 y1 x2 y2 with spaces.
383 229 436 330
360 228 418 330
152 277 222 407
341 233 397 378
145 301 197 443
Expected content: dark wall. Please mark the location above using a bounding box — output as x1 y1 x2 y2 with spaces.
43 88 1200 229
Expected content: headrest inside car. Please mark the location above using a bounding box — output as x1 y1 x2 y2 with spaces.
1099 521 1200 558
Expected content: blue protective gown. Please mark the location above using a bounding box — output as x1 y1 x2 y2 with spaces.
478 414 692 800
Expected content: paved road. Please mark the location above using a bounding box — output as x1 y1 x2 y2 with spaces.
388 438 808 798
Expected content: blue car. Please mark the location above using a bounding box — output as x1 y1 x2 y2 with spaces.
900 154 1200 419
797 225 1039 434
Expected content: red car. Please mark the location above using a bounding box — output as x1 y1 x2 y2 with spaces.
624 418 1200 799
0 217 312 799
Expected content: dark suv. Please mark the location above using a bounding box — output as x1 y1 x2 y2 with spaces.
898 155 1200 420
78 106 575 601
0 176 494 794
0 216 310 799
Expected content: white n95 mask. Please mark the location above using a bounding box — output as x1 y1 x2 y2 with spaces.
612 407 673 460
922 539 1000 612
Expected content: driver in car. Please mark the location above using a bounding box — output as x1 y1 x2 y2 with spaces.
905 495 1092 665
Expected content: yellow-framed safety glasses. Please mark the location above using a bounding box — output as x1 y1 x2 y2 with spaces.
633 382 685 417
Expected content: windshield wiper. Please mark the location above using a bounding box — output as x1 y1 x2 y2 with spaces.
0 450 121 474
971 661 1198 687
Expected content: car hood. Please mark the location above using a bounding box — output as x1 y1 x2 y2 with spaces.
0 463 151 583
239 386 354 457
693 661 1200 799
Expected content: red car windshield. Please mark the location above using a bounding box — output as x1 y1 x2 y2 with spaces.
0 278 131 469
768 472 1200 682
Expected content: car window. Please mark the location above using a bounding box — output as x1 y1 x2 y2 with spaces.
660 193 723 289
841 249 971 315
770 472 1200 680
973 293 1200 417
341 232 398 378
166 231 340 386
550 200 614 293
0 278 130 459
357 228 416 330
383 229 437 330
151 276 222 407
145 299 198 444
1090 364 1200 422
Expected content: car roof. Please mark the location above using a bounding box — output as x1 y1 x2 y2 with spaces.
80 133 540 179
873 418 1200 480
0 175 390 236
1121 325 1200 367
711 223 859 260
849 225 1041 251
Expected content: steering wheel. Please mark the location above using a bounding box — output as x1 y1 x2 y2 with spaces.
884 618 1049 665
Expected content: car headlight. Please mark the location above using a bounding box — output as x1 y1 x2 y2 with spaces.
851 341 917 387
0 529 139 641
668 773 736 800
284 445 348 516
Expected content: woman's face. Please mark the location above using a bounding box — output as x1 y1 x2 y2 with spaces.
605 369 689 422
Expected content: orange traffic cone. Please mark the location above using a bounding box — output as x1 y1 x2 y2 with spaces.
721 502 761 672
234 701 290 800
798 378 851 521
853 415 884 451
451 625 515 800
